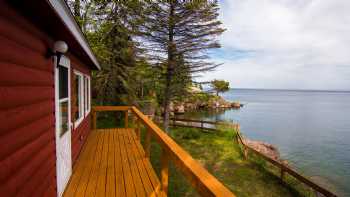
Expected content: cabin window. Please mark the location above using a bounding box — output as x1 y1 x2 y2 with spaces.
74 71 84 127
84 76 91 114
58 66 69 136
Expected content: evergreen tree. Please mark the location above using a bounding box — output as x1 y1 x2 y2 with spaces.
67 0 144 105
141 0 225 131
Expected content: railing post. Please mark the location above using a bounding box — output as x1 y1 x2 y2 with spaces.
160 148 169 195
125 110 129 128
136 119 141 140
280 166 285 181
92 110 97 130
145 128 152 158
243 147 248 159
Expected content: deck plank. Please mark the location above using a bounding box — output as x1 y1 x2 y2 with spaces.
121 129 147 197
124 128 155 197
64 128 162 197
106 130 116 197
118 129 137 197
113 130 126 196
129 130 164 197
95 130 110 196
84 131 105 197
63 131 99 197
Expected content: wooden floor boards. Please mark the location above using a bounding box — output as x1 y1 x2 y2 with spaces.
63 128 163 197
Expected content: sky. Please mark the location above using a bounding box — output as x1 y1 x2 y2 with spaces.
200 0 350 90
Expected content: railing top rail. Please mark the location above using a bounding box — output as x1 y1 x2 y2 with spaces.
92 106 131 112
170 117 223 125
130 106 235 197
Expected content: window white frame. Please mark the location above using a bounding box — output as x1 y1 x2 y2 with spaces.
54 55 72 197
84 75 91 115
55 56 71 136
74 70 84 128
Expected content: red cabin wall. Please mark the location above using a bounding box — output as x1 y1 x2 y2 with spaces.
0 2 92 196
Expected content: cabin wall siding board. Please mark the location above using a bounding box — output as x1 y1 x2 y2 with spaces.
0 62 52 86
0 115 53 160
0 100 52 134
0 86 53 109
0 2 52 197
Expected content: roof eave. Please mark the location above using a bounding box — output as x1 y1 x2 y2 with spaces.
47 0 101 70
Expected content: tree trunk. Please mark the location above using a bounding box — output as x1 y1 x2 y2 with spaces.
162 2 175 133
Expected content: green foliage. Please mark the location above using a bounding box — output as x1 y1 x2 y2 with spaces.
211 79 230 96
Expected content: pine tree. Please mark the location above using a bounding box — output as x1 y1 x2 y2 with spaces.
141 0 225 131
67 0 144 105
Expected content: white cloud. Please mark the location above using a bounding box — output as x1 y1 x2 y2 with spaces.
202 0 350 90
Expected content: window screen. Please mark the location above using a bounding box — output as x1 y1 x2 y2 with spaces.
59 66 68 99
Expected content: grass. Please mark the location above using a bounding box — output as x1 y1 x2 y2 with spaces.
142 125 316 197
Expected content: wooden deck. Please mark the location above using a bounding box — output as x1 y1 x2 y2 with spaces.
63 128 164 197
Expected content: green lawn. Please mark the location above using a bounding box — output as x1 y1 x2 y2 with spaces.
143 126 316 197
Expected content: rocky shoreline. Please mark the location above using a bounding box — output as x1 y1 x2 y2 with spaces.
170 95 243 114
242 137 281 161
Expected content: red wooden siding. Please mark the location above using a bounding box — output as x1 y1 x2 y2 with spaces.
0 2 93 196
0 2 56 196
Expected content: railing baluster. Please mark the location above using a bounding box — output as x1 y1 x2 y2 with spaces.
136 119 141 140
125 110 129 128
280 166 285 180
160 148 169 195
144 128 152 158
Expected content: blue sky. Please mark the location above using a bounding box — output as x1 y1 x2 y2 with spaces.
200 0 350 90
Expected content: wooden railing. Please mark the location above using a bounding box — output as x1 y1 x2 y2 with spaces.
236 132 337 197
92 106 235 197
169 117 240 132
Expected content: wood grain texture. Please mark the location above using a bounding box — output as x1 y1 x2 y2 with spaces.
0 3 56 196
64 128 163 197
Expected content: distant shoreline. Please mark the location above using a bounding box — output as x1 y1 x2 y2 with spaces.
228 88 350 93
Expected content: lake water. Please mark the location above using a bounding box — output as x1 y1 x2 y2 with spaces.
183 89 350 196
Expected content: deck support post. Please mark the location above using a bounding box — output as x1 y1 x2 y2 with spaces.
125 110 129 128
160 149 169 195
145 128 152 158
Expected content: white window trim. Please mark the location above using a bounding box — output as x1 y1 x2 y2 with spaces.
74 70 84 129
84 75 91 115
55 55 71 136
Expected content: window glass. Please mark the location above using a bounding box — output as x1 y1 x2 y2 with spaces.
59 66 68 99
59 101 69 136
84 76 91 113
74 73 83 122
58 65 69 136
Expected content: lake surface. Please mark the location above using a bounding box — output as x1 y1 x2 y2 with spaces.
183 89 350 196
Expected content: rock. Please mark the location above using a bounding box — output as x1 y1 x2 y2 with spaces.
231 102 241 108
243 138 280 160
174 102 185 114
